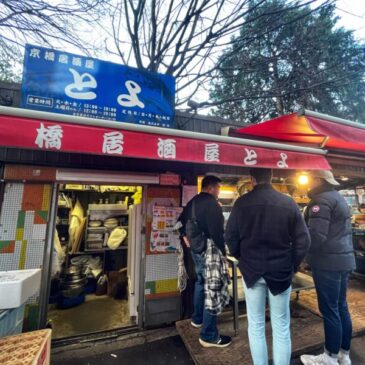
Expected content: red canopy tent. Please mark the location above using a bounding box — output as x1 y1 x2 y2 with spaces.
236 110 365 154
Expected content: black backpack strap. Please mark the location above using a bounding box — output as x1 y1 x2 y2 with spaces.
191 199 196 220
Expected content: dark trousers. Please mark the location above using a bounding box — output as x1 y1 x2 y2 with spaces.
191 252 219 342
312 269 353 355
181 244 196 319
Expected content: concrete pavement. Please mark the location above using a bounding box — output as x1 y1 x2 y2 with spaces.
52 334 365 365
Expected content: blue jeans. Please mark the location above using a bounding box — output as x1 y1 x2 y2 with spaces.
191 252 219 342
243 277 291 365
312 269 352 355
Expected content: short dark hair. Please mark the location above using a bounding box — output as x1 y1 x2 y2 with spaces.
202 175 221 189
250 168 273 184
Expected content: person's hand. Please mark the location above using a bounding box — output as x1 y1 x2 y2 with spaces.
182 236 190 248
222 256 231 279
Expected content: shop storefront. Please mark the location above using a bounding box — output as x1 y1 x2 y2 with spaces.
0 105 330 341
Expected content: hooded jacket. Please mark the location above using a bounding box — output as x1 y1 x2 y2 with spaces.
305 183 356 271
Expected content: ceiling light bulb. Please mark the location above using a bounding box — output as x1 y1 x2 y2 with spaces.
298 175 309 185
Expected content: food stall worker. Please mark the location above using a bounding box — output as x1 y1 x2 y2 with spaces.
301 170 356 365
226 168 310 365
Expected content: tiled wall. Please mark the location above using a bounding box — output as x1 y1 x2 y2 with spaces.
0 183 51 272
0 183 52 330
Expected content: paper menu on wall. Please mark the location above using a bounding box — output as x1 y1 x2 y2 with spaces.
150 206 183 252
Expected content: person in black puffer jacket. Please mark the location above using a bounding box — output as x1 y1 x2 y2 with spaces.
226 168 310 365
301 170 356 365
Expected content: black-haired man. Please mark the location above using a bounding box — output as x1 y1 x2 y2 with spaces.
226 168 310 365
179 175 232 348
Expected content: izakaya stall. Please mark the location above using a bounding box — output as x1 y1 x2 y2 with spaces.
234 109 365 278
0 105 331 341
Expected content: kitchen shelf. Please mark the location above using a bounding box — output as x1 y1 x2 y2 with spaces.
86 247 128 252
88 204 128 211
87 225 128 231
70 247 128 255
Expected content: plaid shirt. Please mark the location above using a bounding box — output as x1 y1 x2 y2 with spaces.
204 239 231 315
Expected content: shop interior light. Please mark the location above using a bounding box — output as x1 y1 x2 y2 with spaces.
219 188 236 198
340 176 349 181
298 174 309 185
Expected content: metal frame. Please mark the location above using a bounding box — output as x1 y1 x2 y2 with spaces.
0 106 326 155
38 183 59 329
56 169 159 185
139 185 148 329
227 256 239 336
299 108 365 131
38 178 148 336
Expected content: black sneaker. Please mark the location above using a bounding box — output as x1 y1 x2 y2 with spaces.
199 335 232 348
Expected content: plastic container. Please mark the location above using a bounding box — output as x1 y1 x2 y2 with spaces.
0 304 25 337
85 277 97 294
0 329 51 365
57 292 85 309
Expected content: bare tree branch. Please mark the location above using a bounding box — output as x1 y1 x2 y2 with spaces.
0 0 109 59
104 0 334 105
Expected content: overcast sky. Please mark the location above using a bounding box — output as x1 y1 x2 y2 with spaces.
192 0 365 112
336 0 365 41
13 0 365 112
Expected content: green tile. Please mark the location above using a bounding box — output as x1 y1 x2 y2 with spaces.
16 211 26 229
0 241 12 250
38 210 49 222
145 281 156 294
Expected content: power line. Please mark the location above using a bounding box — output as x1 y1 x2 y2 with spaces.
336 6 365 19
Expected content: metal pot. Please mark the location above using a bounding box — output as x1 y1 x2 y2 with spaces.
60 266 85 281
65 265 82 275
61 285 85 298
60 265 87 297
60 277 87 287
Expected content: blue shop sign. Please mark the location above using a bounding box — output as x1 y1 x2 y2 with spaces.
21 44 176 128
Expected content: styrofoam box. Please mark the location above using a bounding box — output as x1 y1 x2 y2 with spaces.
0 269 41 309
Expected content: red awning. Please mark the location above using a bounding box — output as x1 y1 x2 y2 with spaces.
0 107 330 170
236 111 365 153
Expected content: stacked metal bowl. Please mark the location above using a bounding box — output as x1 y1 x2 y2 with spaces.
59 266 87 298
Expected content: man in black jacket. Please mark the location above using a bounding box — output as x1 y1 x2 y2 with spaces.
179 175 232 348
300 170 356 365
225 168 310 365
